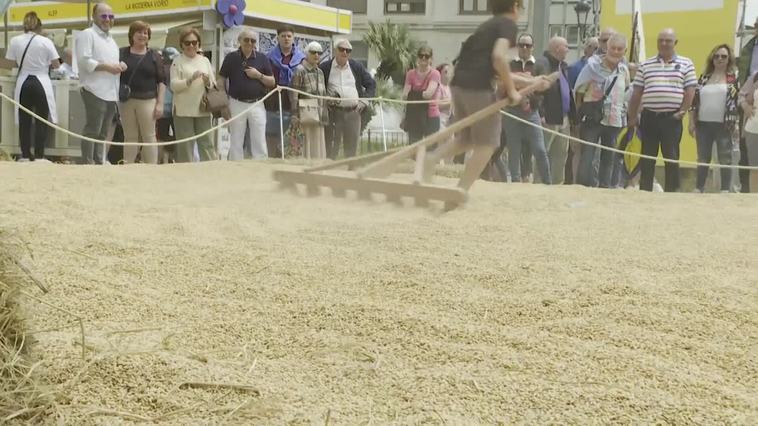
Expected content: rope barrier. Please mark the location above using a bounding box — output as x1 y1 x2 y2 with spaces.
499 110 758 171
0 88 279 147
278 85 452 105
1 83 757 172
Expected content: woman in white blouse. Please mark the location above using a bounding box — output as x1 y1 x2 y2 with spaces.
689 45 740 193
5 12 60 161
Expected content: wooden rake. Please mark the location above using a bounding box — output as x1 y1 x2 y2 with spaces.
273 74 557 210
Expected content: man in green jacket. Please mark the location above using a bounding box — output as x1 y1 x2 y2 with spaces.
738 16 758 84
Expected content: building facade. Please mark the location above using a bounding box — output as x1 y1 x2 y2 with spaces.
305 0 599 72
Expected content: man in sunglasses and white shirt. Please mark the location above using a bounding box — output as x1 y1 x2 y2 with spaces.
319 39 376 159
75 3 126 164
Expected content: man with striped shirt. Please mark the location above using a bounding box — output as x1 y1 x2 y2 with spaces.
628 29 697 192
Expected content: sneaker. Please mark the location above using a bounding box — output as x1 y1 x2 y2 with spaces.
34 158 52 164
692 188 704 194
17 158 30 163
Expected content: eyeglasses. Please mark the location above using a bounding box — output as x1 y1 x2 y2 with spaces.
599 38 609 43
182 40 199 47
99 14 115 20
309 51 322 55
418 54 431 59
241 38 257 44
338 47 352 53
713 54 729 60
517 43 533 48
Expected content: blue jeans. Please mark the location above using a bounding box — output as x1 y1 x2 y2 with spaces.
503 110 551 184
577 123 621 188
695 121 732 192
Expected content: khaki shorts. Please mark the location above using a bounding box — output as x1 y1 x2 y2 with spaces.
450 86 501 148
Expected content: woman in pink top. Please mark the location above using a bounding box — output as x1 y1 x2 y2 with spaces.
402 46 441 143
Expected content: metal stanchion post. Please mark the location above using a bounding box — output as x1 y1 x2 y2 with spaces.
278 89 285 159
378 98 387 152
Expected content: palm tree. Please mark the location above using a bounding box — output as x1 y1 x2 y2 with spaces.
362 20 419 86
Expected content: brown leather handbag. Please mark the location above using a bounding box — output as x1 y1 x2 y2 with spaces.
201 86 231 120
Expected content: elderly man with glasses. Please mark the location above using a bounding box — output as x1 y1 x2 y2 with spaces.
75 2 125 164
219 29 275 160
319 39 376 159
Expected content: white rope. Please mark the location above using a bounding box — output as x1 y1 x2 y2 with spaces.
3 81 756 172
278 85 452 105
0 88 280 147
500 110 758 171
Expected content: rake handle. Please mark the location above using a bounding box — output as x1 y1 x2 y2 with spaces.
356 73 558 179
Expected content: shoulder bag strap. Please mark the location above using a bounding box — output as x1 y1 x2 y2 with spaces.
125 49 149 86
18 34 37 74
603 75 619 99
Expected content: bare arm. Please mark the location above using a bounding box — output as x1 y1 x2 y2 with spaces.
680 86 696 113
422 80 439 100
402 83 412 100
156 82 166 106
492 38 519 102
260 74 275 88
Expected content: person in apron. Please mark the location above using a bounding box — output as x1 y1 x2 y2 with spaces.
5 12 60 161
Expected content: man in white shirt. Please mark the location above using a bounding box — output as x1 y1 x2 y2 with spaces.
75 3 126 164
319 39 376 159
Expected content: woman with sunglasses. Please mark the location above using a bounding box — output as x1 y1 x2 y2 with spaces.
689 44 740 193
289 41 328 159
170 28 217 162
402 46 441 143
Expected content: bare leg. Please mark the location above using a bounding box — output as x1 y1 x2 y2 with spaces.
750 170 758 194
421 140 470 183
458 145 496 191
422 140 495 191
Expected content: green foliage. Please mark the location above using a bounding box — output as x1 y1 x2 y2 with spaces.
362 20 419 86
373 77 404 109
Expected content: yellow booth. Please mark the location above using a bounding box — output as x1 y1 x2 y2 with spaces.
0 0 352 158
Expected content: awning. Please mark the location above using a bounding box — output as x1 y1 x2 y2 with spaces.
109 20 200 49
243 0 352 35
6 0 213 27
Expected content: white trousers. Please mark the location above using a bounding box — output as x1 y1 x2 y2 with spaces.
228 98 267 160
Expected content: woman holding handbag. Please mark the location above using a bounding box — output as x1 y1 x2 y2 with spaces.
289 41 328 160
5 12 60 162
402 46 441 143
170 27 217 162
119 21 165 164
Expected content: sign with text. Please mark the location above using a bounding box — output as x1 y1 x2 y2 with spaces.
8 0 213 25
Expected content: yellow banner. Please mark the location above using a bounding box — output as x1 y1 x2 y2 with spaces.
600 0 740 166
7 0 350 33
246 0 351 34
8 0 213 25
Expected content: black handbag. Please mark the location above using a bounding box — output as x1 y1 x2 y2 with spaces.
119 48 149 102
579 75 618 125
402 71 433 133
